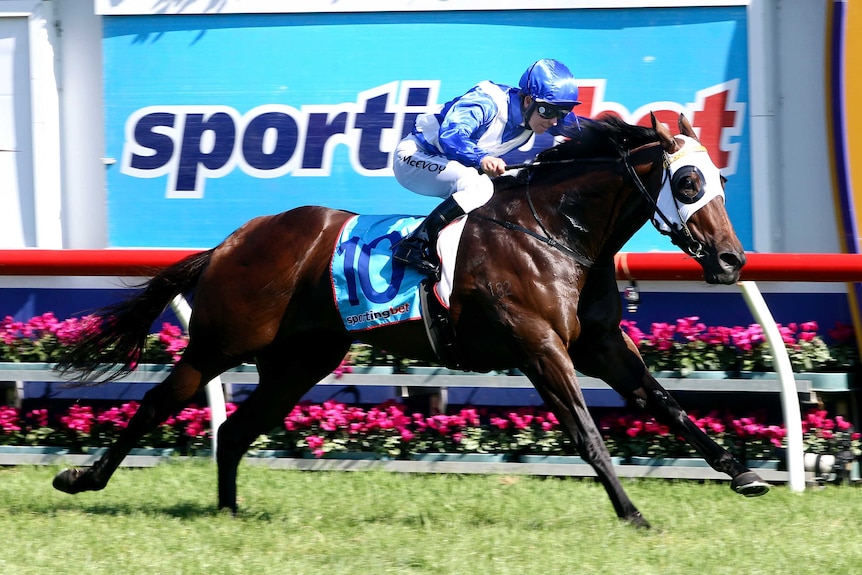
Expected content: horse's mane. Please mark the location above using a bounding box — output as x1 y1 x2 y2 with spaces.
503 116 658 185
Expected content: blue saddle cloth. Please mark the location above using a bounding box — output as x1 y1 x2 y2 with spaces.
330 214 427 332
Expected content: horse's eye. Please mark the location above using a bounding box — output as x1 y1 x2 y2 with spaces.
678 177 699 197
670 166 706 204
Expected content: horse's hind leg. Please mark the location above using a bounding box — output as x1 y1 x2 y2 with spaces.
53 348 235 495
215 333 353 513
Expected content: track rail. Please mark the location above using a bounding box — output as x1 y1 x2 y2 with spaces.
2 249 862 281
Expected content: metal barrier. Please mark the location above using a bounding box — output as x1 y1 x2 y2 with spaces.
0 362 820 392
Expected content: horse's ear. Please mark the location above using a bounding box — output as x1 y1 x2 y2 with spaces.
678 114 698 140
651 112 676 150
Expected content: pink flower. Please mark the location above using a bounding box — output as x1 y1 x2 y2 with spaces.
26 408 49 428
620 320 644 346
332 358 353 378
490 417 509 430
0 406 22 434
676 316 706 342
700 326 732 345
649 322 676 351
60 404 94 434
306 435 324 449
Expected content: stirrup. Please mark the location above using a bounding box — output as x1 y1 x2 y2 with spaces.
393 240 440 277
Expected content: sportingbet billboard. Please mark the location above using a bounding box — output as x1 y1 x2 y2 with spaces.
103 7 752 249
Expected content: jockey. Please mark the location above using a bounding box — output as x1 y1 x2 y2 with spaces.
392 58 581 277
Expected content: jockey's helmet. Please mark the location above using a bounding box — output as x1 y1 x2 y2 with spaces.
519 59 580 115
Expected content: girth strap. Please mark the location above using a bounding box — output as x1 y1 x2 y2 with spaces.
418 278 463 369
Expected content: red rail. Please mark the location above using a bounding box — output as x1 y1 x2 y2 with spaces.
614 252 862 282
0 249 202 276
1 249 862 282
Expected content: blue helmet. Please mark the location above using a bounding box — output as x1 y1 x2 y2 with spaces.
519 59 580 108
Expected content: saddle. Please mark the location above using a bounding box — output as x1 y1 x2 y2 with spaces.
329 214 466 368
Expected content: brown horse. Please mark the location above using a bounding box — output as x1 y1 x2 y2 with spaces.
52 114 767 528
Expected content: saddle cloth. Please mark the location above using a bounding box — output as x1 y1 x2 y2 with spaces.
330 214 467 332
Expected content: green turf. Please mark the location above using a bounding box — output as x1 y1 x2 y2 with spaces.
1 461 860 574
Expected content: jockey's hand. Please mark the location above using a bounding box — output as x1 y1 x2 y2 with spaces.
480 156 507 176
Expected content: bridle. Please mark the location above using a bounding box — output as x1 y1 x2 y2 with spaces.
620 142 706 259
489 139 708 262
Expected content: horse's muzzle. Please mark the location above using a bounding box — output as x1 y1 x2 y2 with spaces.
702 248 746 285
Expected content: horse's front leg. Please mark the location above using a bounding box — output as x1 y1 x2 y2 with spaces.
638 374 770 496
575 331 771 497
521 339 650 528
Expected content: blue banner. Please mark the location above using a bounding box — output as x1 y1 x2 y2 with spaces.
103 8 751 249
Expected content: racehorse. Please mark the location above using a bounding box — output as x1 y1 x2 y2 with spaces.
52 113 768 528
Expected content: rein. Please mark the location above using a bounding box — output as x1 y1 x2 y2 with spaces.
475 155 626 267
472 213 596 268
478 140 707 262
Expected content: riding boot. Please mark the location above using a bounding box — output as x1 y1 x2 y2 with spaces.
393 196 466 276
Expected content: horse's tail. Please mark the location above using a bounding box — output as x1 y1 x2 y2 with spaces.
55 249 215 384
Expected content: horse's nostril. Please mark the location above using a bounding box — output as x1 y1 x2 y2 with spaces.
720 251 745 270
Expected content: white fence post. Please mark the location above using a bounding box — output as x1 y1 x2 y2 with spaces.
170 295 226 460
738 281 806 492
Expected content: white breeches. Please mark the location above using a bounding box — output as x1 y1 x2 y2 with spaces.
393 134 495 213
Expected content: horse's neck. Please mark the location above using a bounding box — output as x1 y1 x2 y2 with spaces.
487 165 656 264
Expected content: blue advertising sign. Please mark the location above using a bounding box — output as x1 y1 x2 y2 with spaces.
103 8 751 249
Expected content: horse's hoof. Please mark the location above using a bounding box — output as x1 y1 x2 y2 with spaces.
624 511 651 529
731 471 771 497
53 467 87 494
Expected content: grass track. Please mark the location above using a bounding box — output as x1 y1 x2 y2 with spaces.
1 461 860 575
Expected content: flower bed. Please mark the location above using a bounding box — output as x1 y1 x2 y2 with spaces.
621 317 858 375
0 400 858 462
2 312 858 375
1 312 859 463
1 313 188 364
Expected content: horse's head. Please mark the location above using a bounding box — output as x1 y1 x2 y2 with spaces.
649 113 746 284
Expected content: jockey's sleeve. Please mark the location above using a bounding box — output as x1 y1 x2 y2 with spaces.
436 90 498 169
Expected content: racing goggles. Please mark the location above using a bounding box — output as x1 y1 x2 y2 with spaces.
536 103 571 120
